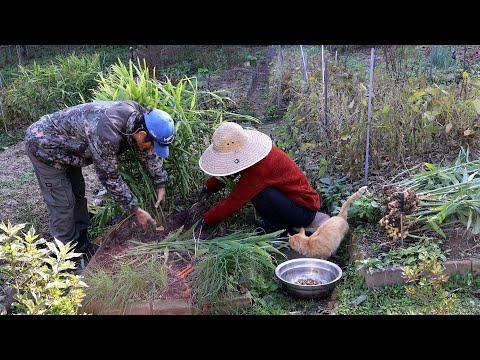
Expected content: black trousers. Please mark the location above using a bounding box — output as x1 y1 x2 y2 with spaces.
251 186 316 234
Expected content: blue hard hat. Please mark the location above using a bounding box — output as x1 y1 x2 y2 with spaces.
144 109 175 158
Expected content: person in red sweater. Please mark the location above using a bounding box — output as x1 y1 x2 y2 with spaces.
198 121 330 234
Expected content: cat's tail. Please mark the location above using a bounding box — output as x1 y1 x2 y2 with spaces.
337 186 368 219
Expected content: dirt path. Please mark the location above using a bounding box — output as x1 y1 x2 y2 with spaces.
0 142 102 238
250 46 280 137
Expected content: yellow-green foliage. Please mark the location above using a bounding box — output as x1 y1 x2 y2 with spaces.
1 54 103 127
269 47 480 179
403 252 457 314
0 222 87 315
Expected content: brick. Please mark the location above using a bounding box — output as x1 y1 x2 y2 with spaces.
198 291 252 314
151 299 192 315
81 300 151 315
472 258 480 275
124 302 152 315
364 266 405 289
443 260 472 275
101 308 125 315
81 300 103 314
346 235 367 261
362 259 476 290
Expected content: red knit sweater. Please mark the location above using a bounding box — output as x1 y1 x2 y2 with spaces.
202 145 320 225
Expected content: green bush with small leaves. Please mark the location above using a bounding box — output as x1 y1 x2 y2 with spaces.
0 222 87 315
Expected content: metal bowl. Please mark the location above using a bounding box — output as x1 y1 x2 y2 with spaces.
275 258 343 299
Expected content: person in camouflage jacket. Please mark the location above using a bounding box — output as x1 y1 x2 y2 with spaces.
25 100 175 260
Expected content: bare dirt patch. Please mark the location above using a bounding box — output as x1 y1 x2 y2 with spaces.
0 141 103 238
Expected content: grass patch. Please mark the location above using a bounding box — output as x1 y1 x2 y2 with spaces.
82 252 169 314
336 262 480 315
0 128 25 148
0 169 35 188
189 242 276 304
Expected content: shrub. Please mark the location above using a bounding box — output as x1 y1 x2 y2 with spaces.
1 53 103 127
0 222 87 315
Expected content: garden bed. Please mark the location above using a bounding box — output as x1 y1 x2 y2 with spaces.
80 209 257 315
347 227 480 289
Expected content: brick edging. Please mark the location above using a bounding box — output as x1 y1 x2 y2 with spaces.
347 236 479 289
81 291 252 315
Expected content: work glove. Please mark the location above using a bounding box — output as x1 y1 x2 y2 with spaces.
189 186 212 218
198 185 211 201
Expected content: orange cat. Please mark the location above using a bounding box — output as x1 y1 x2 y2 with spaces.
288 186 368 259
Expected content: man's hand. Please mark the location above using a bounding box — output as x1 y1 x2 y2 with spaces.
136 208 157 230
155 188 166 208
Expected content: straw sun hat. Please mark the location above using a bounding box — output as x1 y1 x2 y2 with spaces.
199 122 273 176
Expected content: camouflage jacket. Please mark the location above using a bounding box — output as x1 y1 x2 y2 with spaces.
25 100 168 213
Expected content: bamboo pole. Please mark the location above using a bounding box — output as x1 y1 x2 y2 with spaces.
452 46 457 83
429 45 436 84
364 48 375 186
277 45 282 108
324 52 329 130
300 45 308 116
321 45 325 89
300 45 308 84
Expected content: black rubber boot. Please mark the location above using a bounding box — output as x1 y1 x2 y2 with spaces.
74 230 91 254
72 230 97 272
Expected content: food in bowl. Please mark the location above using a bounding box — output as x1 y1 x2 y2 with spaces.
275 258 342 299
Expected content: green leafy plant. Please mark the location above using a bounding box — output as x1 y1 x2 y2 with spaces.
0 222 87 315
2 53 102 126
387 148 480 237
403 251 457 314
348 196 381 224
195 67 210 77
355 236 447 271
264 104 282 121
120 224 284 305
248 272 280 299
87 200 122 240
189 241 276 304
92 58 257 222
270 46 480 181
318 178 350 215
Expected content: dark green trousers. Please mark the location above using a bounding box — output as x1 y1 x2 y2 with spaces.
25 145 90 247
